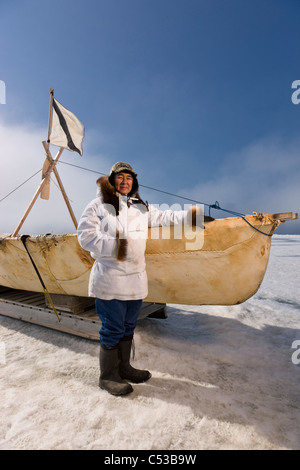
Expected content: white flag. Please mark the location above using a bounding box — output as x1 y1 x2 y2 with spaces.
50 98 84 155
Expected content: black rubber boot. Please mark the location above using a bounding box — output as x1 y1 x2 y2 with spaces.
119 335 152 384
99 344 133 396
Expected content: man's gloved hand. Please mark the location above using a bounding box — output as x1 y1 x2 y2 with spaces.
188 206 215 227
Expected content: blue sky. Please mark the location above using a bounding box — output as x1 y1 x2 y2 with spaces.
0 0 299 234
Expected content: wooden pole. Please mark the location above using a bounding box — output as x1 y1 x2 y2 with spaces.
13 88 78 235
41 88 54 200
40 156 51 200
12 147 64 237
52 166 78 229
47 88 54 143
42 141 78 229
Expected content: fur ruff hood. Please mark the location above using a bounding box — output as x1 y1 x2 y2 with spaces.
96 176 148 216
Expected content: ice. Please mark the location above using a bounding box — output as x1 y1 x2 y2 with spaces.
0 235 300 450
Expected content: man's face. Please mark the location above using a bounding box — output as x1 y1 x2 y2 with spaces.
114 172 134 195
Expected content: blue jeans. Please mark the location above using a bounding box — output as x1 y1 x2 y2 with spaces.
95 298 143 347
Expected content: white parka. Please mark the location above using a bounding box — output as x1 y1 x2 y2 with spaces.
77 184 189 301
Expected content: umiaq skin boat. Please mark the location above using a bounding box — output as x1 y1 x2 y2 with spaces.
0 211 297 306
1 92 297 338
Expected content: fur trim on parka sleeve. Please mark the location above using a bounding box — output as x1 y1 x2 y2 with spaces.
116 231 127 261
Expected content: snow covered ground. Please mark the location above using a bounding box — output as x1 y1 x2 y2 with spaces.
0 235 299 450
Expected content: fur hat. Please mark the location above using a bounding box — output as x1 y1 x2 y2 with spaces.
108 161 138 196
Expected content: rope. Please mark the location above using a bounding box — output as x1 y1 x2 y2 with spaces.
0 168 42 202
21 235 61 322
58 161 210 205
208 201 272 237
57 161 273 237
0 161 273 237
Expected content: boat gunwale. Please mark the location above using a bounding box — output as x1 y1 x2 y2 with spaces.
0 211 297 242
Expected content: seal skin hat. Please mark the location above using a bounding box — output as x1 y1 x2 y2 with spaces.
108 161 138 196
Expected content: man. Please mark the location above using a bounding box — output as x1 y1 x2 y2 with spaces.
77 162 200 396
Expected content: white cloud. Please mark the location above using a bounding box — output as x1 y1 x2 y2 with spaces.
0 120 112 235
178 135 300 234
1 122 299 235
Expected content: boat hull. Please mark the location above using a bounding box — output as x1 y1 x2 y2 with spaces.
0 213 295 305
